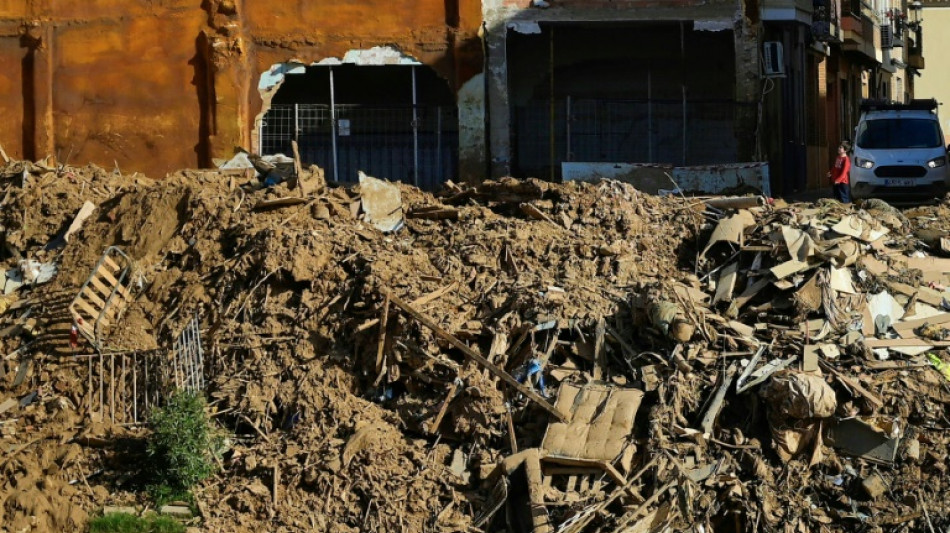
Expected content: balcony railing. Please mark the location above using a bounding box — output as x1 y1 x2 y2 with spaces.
842 0 871 19
812 0 841 42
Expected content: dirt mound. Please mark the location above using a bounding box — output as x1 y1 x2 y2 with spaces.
3 156 950 532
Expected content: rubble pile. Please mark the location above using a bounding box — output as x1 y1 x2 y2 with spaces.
1 156 950 532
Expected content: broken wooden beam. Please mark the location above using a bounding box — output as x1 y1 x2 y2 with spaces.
819 360 884 410
384 288 569 422
406 206 460 220
356 283 457 333
700 363 738 436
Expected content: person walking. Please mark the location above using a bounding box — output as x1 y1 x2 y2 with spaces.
828 141 852 203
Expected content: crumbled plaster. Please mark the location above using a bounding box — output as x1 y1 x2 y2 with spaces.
694 19 733 31
316 46 421 66
258 62 307 92
508 21 542 34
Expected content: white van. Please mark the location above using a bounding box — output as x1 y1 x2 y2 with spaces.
850 99 950 200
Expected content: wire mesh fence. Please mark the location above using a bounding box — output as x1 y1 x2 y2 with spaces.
173 316 204 393
261 104 458 191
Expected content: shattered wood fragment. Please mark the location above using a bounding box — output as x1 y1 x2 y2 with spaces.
593 317 606 381
818 360 884 410
383 289 569 422
519 202 555 223
355 282 457 332
373 292 391 384
700 363 738 436
406 206 459 220
558 457 661 533
524 449 553 533
712 261 738 304
427 380 459 434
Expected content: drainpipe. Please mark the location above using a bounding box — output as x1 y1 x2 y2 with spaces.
330 66 339 182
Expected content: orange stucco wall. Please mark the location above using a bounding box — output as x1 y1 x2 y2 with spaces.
0 0 482 177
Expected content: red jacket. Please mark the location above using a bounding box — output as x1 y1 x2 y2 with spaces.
831 154 850 185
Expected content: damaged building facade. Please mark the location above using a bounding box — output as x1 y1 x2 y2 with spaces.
0 0 926 194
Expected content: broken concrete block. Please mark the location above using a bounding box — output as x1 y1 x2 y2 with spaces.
861 473 887 499
159 505 193 519
359 172 404 233
102 506 137 516
905 438 921 462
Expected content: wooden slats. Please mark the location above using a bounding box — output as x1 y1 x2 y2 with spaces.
69 249 133 348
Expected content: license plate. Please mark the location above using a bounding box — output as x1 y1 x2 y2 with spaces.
883 178 914 187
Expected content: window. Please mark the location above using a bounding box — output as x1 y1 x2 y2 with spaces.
856 118 943 149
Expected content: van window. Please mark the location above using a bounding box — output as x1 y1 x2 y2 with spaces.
856 118 943 149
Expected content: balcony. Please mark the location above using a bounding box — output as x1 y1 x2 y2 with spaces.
841 0 871 19
762 0 814 23
812 0 841 43
842 10 877 62
908 45 925 69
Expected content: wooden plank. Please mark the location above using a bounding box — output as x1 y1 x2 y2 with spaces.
355 282 458 333
864 338 950 348
88 275 114 300
819 360 884 409
384 288 569 422
700 363 738 435
81 285 107 309
74 298 109 327
102 255 122 273
889 281 944 308
593 317 606 381
373 293 391 381
894 313 950 337
558 457 661 533
712 261 738 304
427 380 459 434
94 266 131 300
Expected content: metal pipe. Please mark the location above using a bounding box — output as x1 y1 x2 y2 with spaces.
330 67 339 182
412 65 420 188
549 26 555 181
436 106 442 180
565 95 571 162
648 70 653 163
294 103 299 142
133 352 137 423
110 354 115 424
680 21 687 166
683 85 688 166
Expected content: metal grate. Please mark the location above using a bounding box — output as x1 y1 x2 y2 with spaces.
173 316 204 393
514 98 743 180
261 104 458 191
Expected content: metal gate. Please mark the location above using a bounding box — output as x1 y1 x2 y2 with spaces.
513 97 743 180
261 94 457 191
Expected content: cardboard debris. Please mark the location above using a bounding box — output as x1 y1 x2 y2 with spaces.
828 418 901 464
832 214 889 242
781 226 816 262
700 209 756 258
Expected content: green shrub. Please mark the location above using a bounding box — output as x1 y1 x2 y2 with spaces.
147 391 218 489
89 512 184 533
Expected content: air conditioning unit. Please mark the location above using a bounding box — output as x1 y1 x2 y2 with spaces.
881 25 893 48
763 42 786 77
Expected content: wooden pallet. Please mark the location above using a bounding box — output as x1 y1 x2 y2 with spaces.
69 247 132 350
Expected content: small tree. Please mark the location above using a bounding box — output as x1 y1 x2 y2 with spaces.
147 391 217 490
